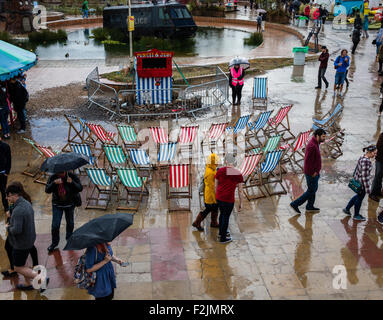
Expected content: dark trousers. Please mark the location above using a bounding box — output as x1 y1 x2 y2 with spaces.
231 84 243 104
5 237 39 270
345 69 349 87
352 40 359 54
95 289 114 301
317 67 328 88
379 59 383 73
16 108 26 131
217 200 234 240
291 174 320 209
346 189 366 216
371 160 383 196
0 174 8 212
0 107 10 136
201 203 218 219
51 204 75 246
380 99 383 113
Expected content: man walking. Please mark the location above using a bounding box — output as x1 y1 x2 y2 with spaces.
5 184 48 292
351 27 361 54
290 129 327 214
215 154 244 244
315 45 329 89
82 0 89 19
370 132 383 202
0 136 11 215
8 77 29 134
333 49 350 97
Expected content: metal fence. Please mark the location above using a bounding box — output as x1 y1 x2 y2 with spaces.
85 65 229 122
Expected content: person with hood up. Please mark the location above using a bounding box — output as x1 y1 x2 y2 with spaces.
193 153 220 231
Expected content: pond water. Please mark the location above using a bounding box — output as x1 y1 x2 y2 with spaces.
34 27 257 60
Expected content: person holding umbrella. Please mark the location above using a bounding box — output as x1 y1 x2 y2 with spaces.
229 58 248 105
45 171 83 253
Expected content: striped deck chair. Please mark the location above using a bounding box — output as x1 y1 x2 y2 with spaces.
252 77 268 110
243 150 287 200
149 126 168 144
178 125 199 159
312 103 344 133
158 142 178 163
116 124 140 149
240 153 263 189
245 110 274 148
62 114 87 151
201 122 228 153
85 168 117 210
116 168 149 211
320 129 345 159
85 122 118 149
69 143 97 176
248 134 281 154
266 105 295 142
280 130 311 172
22 138 56 182
128 148 151 176
103 144 128 173
166 164 192 212
226 114 251 135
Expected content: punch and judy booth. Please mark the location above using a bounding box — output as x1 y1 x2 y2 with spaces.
135 49 174 105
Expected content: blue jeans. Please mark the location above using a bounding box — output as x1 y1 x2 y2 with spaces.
51 204 75 246
0 107 9 135
82 9 88 18
346 189 366 216
217 200 234 241
291 174 320 209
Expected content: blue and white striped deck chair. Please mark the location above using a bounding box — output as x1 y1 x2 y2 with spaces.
226 114 251 135
103 144 128 173
128 148 151 176
245 110 273 149
116 168 149 211
312 103 344 133
86 168 118 210
158 142 178 163
252 77 268 109
70 143 96 176
244 150 287 200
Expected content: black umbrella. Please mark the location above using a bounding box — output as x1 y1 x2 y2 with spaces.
64 213 134 250
40 152 89 174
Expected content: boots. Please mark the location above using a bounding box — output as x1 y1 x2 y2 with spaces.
210 211 219 228
192 212 204 231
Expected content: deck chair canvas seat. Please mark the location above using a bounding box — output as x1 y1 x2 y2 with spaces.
226 114 251 135
201 122 228 153
86 168 118 210
243 150 287 200
116 168 148 211
265 105 295 142
252 77 268 109
117 124 140 149
178 125 199 160
103 144 129 174
248 134 281 154
240 154 263 192
166 164 192 212
128 149 152 176
149 126 168 144
245 110 273 148
312 103 343 133
280 130 311 173
85 122 118 149
69 143 97 176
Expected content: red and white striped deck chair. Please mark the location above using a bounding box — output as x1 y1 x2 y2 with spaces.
201 122 228 153
178 125 199 160
280 130 311 173
239 153 262 193
85 122 118 150
166 164 192 212
320 129 344 159
149 126 168 144
266 105 295 142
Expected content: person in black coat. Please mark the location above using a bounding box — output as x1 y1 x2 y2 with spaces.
351 28 361 54
7 78 29 134
45 171 83 252
0 137 11 213
0 83 10 139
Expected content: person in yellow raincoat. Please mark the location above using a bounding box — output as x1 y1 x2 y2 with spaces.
192 153 220 231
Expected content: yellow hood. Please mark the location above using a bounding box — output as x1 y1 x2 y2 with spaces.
206 153 219 171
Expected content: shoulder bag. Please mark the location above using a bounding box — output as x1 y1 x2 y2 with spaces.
348 160 362 194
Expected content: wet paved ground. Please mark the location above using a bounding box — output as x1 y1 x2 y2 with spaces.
1 11 383 300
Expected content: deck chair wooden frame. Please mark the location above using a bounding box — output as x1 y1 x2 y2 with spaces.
116 124 141 149
280 130 311 173
166 164 192 212
201 122 228 154
252 76 268 110
320 129 345 159
226 114 251 147
245 110 274 149
157 142 178 179
62 114 87 151
69 143 97 176
312 103 343 133
84 122 118 150
127 148 152 177
116 168 149 211
265 105 295 142
85 168 118 210
247 134 281 154
243 150 287 200
239 153 263 190
102 144 129 175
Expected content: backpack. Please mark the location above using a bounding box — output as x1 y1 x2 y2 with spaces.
82 3 86 10
73 249 97 289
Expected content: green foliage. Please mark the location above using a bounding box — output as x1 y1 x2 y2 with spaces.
0 31 13 43
244 32 263 46
28 29 68 43
91 28 126 42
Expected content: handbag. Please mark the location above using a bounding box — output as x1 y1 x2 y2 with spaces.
73 192 82 207
74 249 97 289
372 39 377 45
348 161 362 194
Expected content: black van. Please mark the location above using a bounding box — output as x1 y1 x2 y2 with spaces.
103 2 197 38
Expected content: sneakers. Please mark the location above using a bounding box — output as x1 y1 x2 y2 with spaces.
343 208 351 215
40 277 50 293
378 213 383 225
290 203 301 214
219 237 232 244
16 284 34 291
338 93 342 98
17 129 26 134
217 232 231 240
315 86 321 89
369 194 380 202
47 244 57 253
306 207 320 213
353 214 366 221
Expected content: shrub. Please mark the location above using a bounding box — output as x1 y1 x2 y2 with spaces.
0 31 13 43
28 29 68 42
244 32 263 46
91 27 126 42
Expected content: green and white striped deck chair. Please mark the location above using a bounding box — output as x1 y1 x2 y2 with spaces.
116 168 149 211
86 168 118 210
103 144 128 173
249 135 281 154
117 124 140 149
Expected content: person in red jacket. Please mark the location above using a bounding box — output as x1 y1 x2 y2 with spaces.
304 4 311 25
290 128 327 214
315 45 329 89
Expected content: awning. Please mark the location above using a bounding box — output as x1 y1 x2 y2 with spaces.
0 40 38 81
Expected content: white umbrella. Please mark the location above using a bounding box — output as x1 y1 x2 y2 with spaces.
229 57 250 70
257 9 267 13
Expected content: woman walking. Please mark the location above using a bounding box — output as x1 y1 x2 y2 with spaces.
85 242 122 300
333 49 350 97
192 153 220 231
343 145 377 221
362 14 369 38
